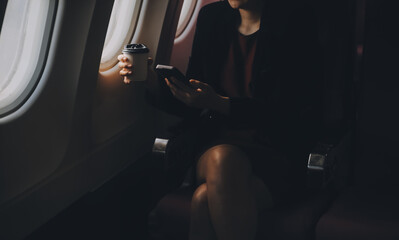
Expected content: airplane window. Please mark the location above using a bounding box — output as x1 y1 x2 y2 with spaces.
0 0 56 116
100 0 142 71
175 0 198 38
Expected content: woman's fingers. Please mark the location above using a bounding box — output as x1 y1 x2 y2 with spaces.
117 54 128 62
118 55 132 77
189 79 201 85
118 55 152 79
118 55 152 66
189 79 209 90
165 78 191 103
120 68 132 76
147 57 153 66
169 77 195 93
118 61 133 69
166 78 181 94
123 76 131 84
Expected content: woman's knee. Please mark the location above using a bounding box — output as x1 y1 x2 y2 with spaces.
191 183 209 211
197 144 252 186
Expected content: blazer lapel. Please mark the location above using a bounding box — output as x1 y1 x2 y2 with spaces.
205 1 282 99
206 4 238 91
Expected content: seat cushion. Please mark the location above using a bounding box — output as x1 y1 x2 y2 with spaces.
148 187 194 240
258 189 335 240
149 187 335 240
316 187 399 240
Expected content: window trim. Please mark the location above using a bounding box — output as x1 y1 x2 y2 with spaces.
0 0 58 117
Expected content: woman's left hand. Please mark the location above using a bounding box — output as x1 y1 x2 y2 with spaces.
165 78 230 115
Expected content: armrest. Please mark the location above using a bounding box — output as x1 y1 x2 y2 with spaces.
152 138 169 154
151 137 193 188
307 143 334 190
156 135 352 191
151 138 170 171
307 132 353 190
308 143 334 171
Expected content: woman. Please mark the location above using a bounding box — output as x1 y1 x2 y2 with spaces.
119 0 322 239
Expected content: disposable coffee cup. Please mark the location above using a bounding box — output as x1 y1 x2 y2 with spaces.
122 43 149 83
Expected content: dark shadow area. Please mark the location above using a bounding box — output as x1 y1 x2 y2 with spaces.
0 0 7 33
26 153 166 240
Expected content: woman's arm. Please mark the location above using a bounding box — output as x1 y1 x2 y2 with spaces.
159 5 225 117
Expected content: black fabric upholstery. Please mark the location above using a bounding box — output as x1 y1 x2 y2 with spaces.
353 0 399 188
316 188 399 240
149 187 194 240
315 1 399 239
308 0 355 141
149 187 336 240
257 190 336 240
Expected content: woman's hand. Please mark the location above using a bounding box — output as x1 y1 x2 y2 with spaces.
117 54 156 84
165 77 230 115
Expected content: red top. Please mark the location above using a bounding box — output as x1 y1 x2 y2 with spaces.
217 30 259 140
220 30 259 98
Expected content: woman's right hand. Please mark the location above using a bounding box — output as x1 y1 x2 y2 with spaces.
117 54 155 84
117 54 133 84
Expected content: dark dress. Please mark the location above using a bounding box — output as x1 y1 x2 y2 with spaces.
155 1 323 203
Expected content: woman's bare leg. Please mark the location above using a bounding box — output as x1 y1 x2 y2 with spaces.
189 178 271 240
189 184 217 240
188 144 273 240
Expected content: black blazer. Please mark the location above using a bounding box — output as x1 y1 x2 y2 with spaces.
156 1 323 154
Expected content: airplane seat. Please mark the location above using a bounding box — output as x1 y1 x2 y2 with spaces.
148 1 355 239
315 1 399 239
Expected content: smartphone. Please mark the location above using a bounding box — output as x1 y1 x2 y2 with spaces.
155 64 188 86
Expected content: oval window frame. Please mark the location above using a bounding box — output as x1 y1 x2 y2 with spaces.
0 0 58 117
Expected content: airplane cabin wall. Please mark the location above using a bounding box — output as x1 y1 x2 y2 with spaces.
0 0 97 206
0 0 183 239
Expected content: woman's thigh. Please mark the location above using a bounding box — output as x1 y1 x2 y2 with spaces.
196 144 253 185
195 143 273 209
194 141 306 204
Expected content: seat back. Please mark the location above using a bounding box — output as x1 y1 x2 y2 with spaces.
354 0 399 189
308 0 356 142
